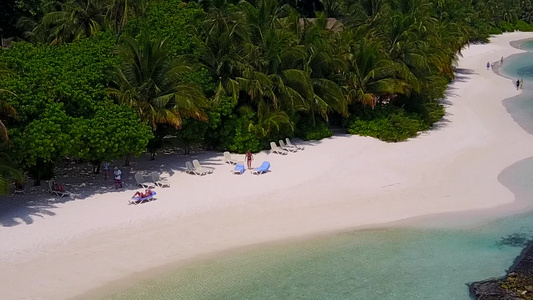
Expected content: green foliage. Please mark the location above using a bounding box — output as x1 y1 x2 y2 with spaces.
10 103 72 168
0 34 120 180
69 103 153 167
345 105 428 142
6 0 533 168
498 21 515 32
0 33 118 123
0 144 23 195
175 119 209 154
16 0 43 16
108 35 209 130
421 101 446 126
515 20 533 31
295 115 332 141
124 0 205 58
217 107 261 153
182 67 217 96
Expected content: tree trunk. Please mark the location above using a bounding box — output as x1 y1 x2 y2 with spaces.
124 153 131 167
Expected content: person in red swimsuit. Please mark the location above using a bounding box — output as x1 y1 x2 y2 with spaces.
245 150 253 169
132 189 152 199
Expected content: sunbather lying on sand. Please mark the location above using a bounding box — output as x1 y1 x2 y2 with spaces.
132 189 153 199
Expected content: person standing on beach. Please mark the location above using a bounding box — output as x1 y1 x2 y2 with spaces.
520 79 524 89
114 167 122 189
516 79 520 90
501 56 504 64
487 62 490 70
245 150 253 169
102 161 110 180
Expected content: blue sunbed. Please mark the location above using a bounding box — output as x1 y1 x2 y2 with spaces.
129 191 157 205
232 163 245 174
251 161 270 175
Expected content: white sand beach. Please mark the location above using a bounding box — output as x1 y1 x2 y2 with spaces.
1 32 533 300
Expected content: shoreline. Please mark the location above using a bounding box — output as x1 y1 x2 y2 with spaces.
2 32 533 300
84 155 533 299
469 240 533 299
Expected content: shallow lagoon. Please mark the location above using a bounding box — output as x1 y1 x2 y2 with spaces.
98 45 533 300
103 209 533 300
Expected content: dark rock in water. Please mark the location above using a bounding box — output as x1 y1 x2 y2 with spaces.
498 233 531 248
469 279 515 300
470 242 533 299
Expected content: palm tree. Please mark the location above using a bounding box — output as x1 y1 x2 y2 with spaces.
195 5 248 103
344 38 415 108
297 14 348 119
105 0 146 42
107 36 209 130
23 0 107 45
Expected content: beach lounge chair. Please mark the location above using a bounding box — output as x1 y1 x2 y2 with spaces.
193 160 213 175
48 181 70 197
185 161 202 175
150 172 170 188
270 142 288 155
135 172 155 189
279 140 298 152
224 151 238 164
251 161 270 175
129 190 156 205
231 161 246 174
13 182 25 195
285 138 304 150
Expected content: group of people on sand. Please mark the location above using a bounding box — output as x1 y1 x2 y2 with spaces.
102 161 123 189
485 57 525 90
486 57 505 70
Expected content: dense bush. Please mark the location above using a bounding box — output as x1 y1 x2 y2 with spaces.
295 116 333 141
515 20 533 31
345 106 429 142
69 103 153 171
124 0 205 58
216 106 262 153
499 21 516 32
0 34 152 182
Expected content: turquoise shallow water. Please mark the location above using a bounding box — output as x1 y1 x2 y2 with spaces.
501 46 533 134
102 209 533 300
520 40 533 51
97 44 533 300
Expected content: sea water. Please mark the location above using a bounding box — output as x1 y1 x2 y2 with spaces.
97 45 533 300
520 40 533 51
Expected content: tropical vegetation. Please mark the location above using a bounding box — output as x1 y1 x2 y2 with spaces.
0 0 533 192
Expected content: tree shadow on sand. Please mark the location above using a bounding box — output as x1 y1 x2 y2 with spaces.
0 139 316 226
0 197 57 227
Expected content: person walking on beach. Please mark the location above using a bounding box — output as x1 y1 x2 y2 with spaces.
516 79 520 90
245 150 253 169
114 167 122 189
501 56 504 64
520 79 524 89
487 62 490 70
